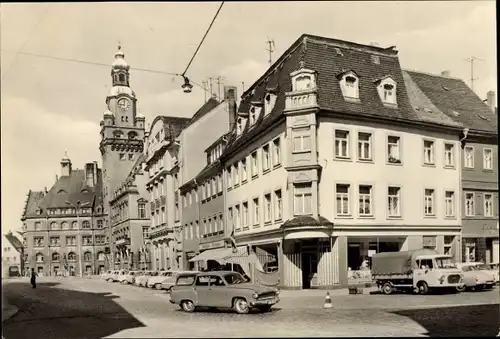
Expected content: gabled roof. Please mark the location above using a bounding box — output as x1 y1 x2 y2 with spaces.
161 116 192 142
4 232 23 252
404 70 498 134
221 33 423 160
188 97 220 126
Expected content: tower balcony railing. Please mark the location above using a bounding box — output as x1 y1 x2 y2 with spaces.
284 89 319 112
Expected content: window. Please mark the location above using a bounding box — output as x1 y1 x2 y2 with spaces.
465 239 476 262
233 164 239 186
253 197 260 226
424 189 435 216
175 203 179 221
218 175 223 192
249 107 257 125
264 194 272 223
34 237 44 247
71 221 78 229
464 146 474 168
50 222 59 230
136 202 146 219
358 185 373 216
262 145 270 171
84 252 92 261
272 138 281 166
96 220 103 229
383 84 394 102
444 143 455 167
52 252 60 261
342 75 359 99
422 235 437 251
241 159 248 182
36 253 44 263
95 235 106 244
294 183 312 215
423 140 435 165
35 222 41 231
388 186 401 217
293 132 311 152
295 75 313 91
236 118 243 135
66 236 76 246
465 192 475 216
484 193 494 217
357 133 372 161
336 184 350 216
235 205 241 230
227 167 232 189
82 235 93 246
82 221 91 229
142 226 149 240
335 130 350 158
68 252 77 261
119 153 125 160
387 136 401 163
251 151 258 177
483 148 493 170
128 154 134 161
195 276 210 286
228 207 233 230
242 202 248 227
444 236 454 256
61 221 69 229
444 191 455 217
97 252 105 261
274 189 283 220
50 236 60 246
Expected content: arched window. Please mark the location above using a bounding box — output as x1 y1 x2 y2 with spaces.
71 221 78 229
82 221 91 229
236 118 243 135
128 131 137 140
61 221 69 230
295 75 312 91
119 73 125 82
383 84 394 101
376 76 398 106
113 130 123 138
97 252 105 261
84 252 92 262
36 253 44 263
50 222 59 230
68 252 76 261
52 252 60 261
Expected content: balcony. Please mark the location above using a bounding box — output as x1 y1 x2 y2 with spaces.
149 224 173 239
115 238 130 246
160 195 166 206
284 90 318 112
155 198 160 208
151 201 156 211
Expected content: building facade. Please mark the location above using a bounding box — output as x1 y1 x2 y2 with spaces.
406 71 499 264
145 116 191 271
2 232 24 278
219 34 466 289
20 156 108 276
99 45 146 269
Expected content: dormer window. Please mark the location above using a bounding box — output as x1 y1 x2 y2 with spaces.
236 118 243 135
339 71 359 100
290 68 317 92
119 74 125 82
375 76 397 106
249 107 257 125
35 207 42 215
295 75 312 91
264 93 277 115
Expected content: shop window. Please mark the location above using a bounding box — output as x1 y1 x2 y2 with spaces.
422 235 436 251
465 239 476 262
444 236 454 256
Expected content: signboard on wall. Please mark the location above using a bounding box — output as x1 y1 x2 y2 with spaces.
463 220 499 238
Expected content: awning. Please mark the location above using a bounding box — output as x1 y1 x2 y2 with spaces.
188 246 247 262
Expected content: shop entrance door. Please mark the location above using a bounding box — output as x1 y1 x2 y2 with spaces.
301 251 318 289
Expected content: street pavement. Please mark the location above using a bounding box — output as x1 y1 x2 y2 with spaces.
2 277 499 338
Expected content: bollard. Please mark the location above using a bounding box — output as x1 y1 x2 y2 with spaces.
323 292 333 309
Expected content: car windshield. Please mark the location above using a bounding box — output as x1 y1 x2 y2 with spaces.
435 257 458 269
476 264 490 270
224 273 246 285
462 265 476 272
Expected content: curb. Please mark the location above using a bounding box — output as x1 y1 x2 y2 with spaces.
2 304 19 323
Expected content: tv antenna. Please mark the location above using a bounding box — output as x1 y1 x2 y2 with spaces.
266 37 276 66
465 56 484 92
202 80 208 102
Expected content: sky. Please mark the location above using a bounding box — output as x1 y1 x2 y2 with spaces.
1 1 497 234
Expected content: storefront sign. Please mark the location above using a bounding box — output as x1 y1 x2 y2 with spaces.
463 220 499 237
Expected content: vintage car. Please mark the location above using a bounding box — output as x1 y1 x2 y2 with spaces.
105 270 119 282
170 271 280 314
487 263 499 283
161 271 199 292
456 263 495 291
147 271 177 289
110 269 128 282
135 270 158 287
119 270 141 284
101 270 113 280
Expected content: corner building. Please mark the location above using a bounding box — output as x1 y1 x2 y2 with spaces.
220 34 464 289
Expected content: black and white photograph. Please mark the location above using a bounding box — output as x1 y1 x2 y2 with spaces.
1 1 498 338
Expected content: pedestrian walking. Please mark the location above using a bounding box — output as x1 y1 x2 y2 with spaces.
30 268 37 288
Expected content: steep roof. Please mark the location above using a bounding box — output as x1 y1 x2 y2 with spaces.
404 70 498 134
22 168 102 218
4 232 24 252
188 97 220 126
161 116 192 141
221 34 462 160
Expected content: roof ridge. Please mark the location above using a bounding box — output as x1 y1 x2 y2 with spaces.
403 69 463 81
305 34 398 57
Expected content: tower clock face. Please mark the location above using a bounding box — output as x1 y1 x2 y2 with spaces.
118 99 130 111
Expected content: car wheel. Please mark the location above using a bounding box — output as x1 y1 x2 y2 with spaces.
233 298 250 314
382 282 393 295
155 284 162 290
418 281 429 295
456 284 466 292
257 305 272 313
181 300 196 313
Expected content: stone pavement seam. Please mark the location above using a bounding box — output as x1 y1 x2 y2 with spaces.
2 303 19 323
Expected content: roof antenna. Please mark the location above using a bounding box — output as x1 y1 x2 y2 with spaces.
465 56 484 92
266 37 276 66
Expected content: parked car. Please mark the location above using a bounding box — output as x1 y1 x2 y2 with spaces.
161 271 199 292
135 271 158 287
111 269 129 282
487 263 499 283
119 270 141 284
105 270 119 282
147 271 175 289
170 271 280 314
456 263 495 291
101 270 113 280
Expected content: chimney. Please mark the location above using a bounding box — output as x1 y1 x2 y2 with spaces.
85 163 95 187
93 161 98 187
441 70 450 77
224 85 238 131
60 155 71 177
486 90 496 112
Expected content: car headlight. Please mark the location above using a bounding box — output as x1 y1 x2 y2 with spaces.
252 292 259 299
275 289 280 296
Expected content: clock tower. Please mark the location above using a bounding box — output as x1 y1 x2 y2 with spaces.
99 45 146 248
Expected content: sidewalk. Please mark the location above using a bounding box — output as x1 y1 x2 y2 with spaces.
279 286 379 298
1 297 19 322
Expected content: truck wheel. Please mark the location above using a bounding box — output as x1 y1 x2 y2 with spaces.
382 282 393 295
456 284 466 292
418 281 429 295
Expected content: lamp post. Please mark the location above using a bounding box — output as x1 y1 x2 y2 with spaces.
66 200 90 278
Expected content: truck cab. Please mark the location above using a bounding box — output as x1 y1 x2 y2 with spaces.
412 254 463 294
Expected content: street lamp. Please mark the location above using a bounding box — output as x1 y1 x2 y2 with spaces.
66 200 90 278
181 76 193 93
